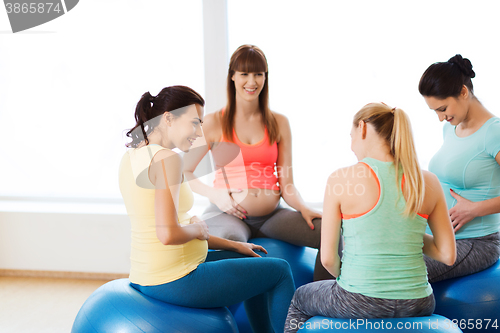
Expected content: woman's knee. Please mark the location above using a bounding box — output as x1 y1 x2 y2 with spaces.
275 257 292 271
289 283 312 309
260 213 322 247
204 214 251 241
266 258 293 282
312 218 322 229
216 223 251 241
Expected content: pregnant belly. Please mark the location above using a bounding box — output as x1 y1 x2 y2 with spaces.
230 188 281 216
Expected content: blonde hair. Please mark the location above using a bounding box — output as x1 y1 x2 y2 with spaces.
353 103 424 216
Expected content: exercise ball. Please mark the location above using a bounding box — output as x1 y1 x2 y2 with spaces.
228 237 318 333
298 314 463 332
71 278 238 333
249 238 317 288
431 259 500 332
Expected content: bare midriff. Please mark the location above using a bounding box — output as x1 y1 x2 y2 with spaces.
230 188 281 216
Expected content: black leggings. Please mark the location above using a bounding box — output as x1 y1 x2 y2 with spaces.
425 232 500 283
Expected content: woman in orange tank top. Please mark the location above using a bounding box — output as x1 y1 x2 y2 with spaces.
184 45 335 280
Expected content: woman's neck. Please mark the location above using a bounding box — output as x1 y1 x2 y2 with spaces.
234 97 261 120
363 150 394 163
361 139 394 163
459 97 493 130
139 129 175 149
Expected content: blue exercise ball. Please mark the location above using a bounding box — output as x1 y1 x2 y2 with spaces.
298 314 463 332
71 278 238 333
431 259 500 333
248 238 318 288
228 238 318 333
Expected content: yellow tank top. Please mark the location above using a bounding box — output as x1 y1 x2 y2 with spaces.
118 144 208 286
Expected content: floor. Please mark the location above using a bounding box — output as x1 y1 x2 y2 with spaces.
0 276 108 333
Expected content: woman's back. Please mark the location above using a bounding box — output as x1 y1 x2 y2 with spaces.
337 158 432 299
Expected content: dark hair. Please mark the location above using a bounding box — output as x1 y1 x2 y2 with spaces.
126 85 204 148
418 54 476 99
223 44 279 144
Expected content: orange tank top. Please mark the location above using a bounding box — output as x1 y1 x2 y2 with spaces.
212 121 279 191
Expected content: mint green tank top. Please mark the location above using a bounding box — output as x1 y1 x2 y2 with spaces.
337 158 432 299
428 117 500 239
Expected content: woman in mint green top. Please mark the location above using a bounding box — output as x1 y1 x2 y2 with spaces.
285 103 456 332
419 54 500 282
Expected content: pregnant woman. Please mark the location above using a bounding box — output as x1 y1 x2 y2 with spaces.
119 85 295 332
183 44 334 280
419 54 500 282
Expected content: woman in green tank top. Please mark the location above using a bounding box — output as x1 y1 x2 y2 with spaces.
284 103 456 333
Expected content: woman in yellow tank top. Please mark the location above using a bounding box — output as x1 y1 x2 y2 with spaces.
119 85 294 333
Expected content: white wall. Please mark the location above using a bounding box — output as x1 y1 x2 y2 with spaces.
227 0 500 202
0 198 210 274
0 0 210 274
0 211 131 274
1 0 499 274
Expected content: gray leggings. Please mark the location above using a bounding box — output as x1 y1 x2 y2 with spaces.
202 202 337 281
424 232 500 283
285 280 435 333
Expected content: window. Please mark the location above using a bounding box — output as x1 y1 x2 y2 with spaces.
0 0 204 200
227 0 500 201
1 0 498 204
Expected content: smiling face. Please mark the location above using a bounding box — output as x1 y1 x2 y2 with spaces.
231 71 266 103
168 104 204 152
423 86 470 126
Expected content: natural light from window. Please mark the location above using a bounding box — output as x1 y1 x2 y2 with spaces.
227 0 500 201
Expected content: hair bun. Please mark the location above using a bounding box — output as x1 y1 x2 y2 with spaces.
448 54 475 78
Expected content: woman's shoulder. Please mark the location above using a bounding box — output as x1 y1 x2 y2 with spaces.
326 163 378 207
422 170 441 199
420 170 443 214
422 170 440 185
271 111 289 143
485 116 500 132
484 117 500 157
204 110 223 126
152 148 183 169
328 163 370 182
202 111 223 142
271 111 289 125
150 148 183 186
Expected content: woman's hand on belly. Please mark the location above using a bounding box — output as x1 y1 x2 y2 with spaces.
231 189 281 217
449 189 480 232
209 188 247 219
189 216 210 240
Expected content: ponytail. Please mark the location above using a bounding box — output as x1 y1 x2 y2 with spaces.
125 86 205 148
126 92 155 148
391 107 424 216
353 103 424 216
